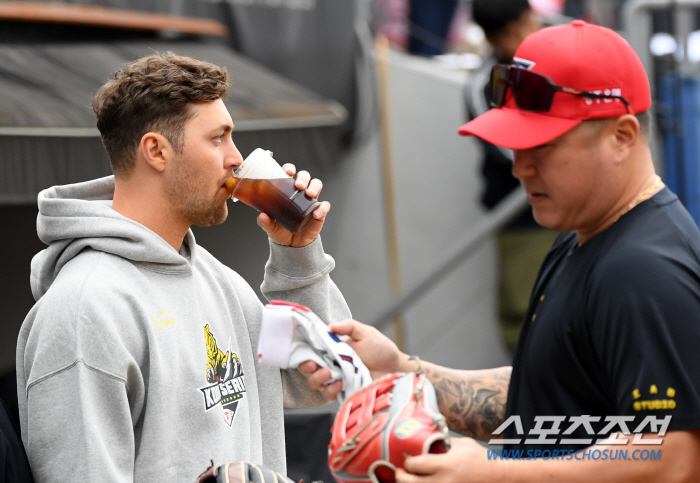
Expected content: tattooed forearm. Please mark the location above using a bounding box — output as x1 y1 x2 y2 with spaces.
422 364 512 441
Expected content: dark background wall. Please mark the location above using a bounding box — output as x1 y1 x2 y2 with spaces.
0 205 45 425
0 205 44 372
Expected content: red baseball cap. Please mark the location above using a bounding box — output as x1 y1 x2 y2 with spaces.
458 20 651 149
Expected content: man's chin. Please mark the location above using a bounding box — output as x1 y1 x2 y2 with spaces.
193 205 228 228
531 210 559 232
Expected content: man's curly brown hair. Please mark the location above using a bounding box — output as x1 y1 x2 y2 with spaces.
92 52 230 177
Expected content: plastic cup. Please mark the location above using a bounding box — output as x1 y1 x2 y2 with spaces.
227 149 321 234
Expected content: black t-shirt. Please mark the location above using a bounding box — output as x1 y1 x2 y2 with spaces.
504 188 700 452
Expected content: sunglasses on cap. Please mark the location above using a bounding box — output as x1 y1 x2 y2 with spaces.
490 64 632 113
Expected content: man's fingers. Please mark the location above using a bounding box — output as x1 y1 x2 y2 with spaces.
312 201 330 221
256 212 274 232
281 166 322 198
298 360 319 375
328 319 358 338
294 170 311 190
322 380 342 401
305 178 323 198
293 172 324 200
328 319 369 343
305 366 332 390
302 365 341 400
403 455 438 476
395 468 423 483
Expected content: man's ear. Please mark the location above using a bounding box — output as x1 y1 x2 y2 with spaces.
611 114 640 164
139 132 174 172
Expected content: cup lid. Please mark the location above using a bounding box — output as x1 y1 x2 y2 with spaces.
235 148 288 179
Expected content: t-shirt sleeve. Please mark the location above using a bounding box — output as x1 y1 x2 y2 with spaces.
589 251 700 432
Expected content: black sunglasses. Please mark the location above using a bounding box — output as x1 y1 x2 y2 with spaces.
490 64 632 113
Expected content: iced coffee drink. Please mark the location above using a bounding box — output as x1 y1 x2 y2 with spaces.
227 149 320 234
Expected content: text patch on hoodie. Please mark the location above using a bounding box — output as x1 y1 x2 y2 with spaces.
200 324 247 426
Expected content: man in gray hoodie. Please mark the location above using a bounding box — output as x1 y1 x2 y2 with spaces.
16 52 348 482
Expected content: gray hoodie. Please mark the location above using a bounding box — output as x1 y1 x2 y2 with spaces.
16 176 349 482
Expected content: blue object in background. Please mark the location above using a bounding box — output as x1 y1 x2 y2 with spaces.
408 0 458 56
657 72 700 224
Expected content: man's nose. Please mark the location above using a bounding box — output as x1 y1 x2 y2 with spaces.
225 142 244 170
512 150 537 179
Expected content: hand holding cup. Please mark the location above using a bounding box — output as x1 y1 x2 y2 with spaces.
227 149 330 247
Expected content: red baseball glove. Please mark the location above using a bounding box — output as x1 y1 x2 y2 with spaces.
328 371 450 483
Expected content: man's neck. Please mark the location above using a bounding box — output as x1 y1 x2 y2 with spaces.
576 170 662 246
112 177 189 252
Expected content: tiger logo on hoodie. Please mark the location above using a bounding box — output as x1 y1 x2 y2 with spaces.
200 324 247 426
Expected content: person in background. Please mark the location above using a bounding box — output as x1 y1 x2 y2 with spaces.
466 0 557 353
407 0 459 56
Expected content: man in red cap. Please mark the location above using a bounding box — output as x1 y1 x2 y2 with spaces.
304 21 700 481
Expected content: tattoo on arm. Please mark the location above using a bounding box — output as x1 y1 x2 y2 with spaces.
422 365 511 441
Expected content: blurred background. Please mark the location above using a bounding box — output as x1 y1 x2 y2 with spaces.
2 0 700 480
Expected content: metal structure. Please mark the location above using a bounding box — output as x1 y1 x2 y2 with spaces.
624 0 700 222
370 187 528 330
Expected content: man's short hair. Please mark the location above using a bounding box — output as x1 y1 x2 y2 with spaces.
92 52 230 177
472 0 531 38
583 110 651 139
636 110 651 138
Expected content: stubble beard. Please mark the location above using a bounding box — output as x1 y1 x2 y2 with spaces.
166 152 229 228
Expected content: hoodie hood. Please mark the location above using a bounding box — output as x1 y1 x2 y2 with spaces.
31 175 195 301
